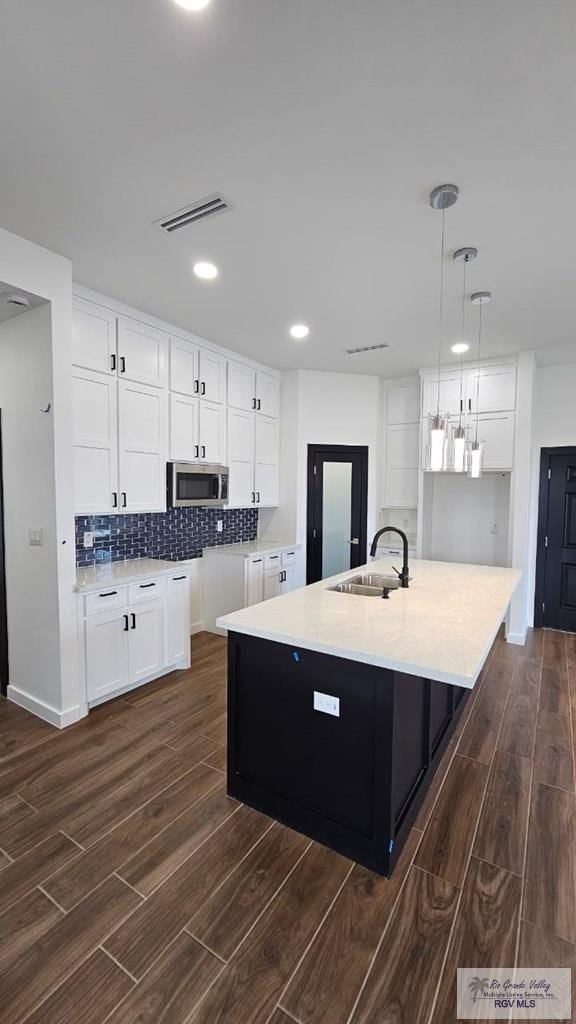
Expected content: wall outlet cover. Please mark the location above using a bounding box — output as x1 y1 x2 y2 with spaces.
83 531 94 548
313 691 340 717
216 520 223 533
28 527 44 547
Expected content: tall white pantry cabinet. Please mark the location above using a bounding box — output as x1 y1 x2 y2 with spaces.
71 292 281 516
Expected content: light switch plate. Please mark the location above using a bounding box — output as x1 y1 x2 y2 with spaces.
28 527 44 547
216 520 223 533
313 691 340 717
83 531 94 549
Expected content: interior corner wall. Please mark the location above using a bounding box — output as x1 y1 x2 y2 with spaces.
0 226 79 726
507 351 536 643
526 362 576 628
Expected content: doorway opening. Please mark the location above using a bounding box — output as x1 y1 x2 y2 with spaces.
535 446 576 632
306 444 368 584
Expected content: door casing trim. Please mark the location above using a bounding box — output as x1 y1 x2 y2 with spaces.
306 444 369 585
534 445 576 628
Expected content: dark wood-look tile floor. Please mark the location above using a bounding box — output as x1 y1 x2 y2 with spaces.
0 628 575 1023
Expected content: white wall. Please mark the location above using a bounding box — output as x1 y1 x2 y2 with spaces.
526 362 576 626
422 472 510 566
263 370 381 574
0 226 79 726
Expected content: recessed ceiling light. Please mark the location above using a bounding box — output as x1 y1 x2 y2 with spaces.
451 342 470 354
289 324 310 340
193 261 218 281
173 0 211 11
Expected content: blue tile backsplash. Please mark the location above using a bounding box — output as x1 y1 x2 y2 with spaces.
75 508 259 567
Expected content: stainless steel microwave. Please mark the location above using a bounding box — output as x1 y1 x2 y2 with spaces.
167 462 229 508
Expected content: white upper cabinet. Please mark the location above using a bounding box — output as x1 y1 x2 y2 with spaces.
227 408 255 506
421 374 464 418
198 400 225 463
198 349 225 404
170 338 199 397
72 369 119 514
387 383 420 425
469 412 515 469
384 423 419 507
117 316 168 388
72 298 116 375
118 380 168 512
256 371 280 418
465 365 516 415
254 415 279 506
170 393 198 462
228 360 256 412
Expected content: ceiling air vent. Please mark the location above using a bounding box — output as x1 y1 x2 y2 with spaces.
345 343 389 355
154 193 234 234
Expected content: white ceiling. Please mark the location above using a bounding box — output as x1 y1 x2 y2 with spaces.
0 283 46 324
0 0 575 376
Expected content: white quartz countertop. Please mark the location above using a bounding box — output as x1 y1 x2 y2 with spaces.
76 558 191 593
216 558 522 688
203 540 301 558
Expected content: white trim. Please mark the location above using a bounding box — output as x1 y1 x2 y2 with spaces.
190 620 204 636
72 284 281 379
506 630 527 646
7 685 88 729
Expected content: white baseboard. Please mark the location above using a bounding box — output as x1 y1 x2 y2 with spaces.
7 685 88 729
506 630 527 646
190 620 204 636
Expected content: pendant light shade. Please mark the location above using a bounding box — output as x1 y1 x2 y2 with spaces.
447 246 477 472
468 291 492 479
452 424 469 473
425 185 459 472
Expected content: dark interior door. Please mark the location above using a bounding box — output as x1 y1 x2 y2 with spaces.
307 445 368 584
0 413 8 695
537 448 576 632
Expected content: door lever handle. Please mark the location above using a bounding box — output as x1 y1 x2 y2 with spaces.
349 538 359 545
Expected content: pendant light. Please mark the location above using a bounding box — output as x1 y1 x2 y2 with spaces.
426 184 459 472
468 290 492 478
450 247 477 472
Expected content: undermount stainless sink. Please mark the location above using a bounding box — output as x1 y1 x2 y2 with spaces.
329 573 401 597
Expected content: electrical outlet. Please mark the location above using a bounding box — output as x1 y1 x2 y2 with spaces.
313 691 340 717
490 522 499 535
83 531 94 549
216 520 223 533
28 528 44 547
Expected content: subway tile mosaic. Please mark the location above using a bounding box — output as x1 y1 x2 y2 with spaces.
75 508 259 567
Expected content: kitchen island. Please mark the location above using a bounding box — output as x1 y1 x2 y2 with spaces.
217 558 521 875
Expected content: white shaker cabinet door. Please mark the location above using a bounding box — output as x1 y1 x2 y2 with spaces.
384 423 419 507
386 383 420 425
170 338 199 396
170 393 199 462
118 380 168 512
422 375 463 418
198 400 225 463
254 415 279 506
85 608 129 702
263 568 282 601
227 408 255 506
72 298 117 375
117 316 168 388
256 371 280 418
227 360 256 412
198 349 226 404
72 369 119 514
469 412 515 470
165 575 190 666
466 365 517 415
245 558 264 606
128 601 164 685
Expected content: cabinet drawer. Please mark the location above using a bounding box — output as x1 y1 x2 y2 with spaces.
282 550 297 567
85 589 125 616
128 578 165 604
264 553 282 571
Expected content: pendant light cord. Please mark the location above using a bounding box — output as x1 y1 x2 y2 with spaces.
459 256 468 426
436 207 446 419
474 300 483 443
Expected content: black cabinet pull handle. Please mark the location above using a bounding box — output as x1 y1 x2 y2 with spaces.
194 445 199 458
252 397 257 410
123 614 129 631
194 379 199 394
201 445 206 459
100 590 118 597
201 381 206 396
120 356 126 373
251 491 256 503
131 613 136 629
257 399 261 410
257 492 261 503
139 582 156 589
172 575 187 581
460 399 463 412
121 492 127 508
111 354 116 372
112 492 118 508
468 398 472 412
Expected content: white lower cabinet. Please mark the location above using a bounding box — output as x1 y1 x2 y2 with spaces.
280 550 298 593
82 572 190 705
245 557 264 607
202 545 303 631
263 553 282 600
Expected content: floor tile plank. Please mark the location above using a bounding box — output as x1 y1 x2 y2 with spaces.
0 831 80 916
540 665 570 716
185 843 352 1024
105 932 221 1024
348 866 459 1024
189 821 310 960
0 875 142 1024
534 709 575 791
458 692 507 763
281 829 420 1024
473 751 531 874
0 888 63 972
0 793 36 832
44 762 222 910
414 754 489 887
497 693 538 759
22 948 134 1024
524 782 576 944
430 857 522 1024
